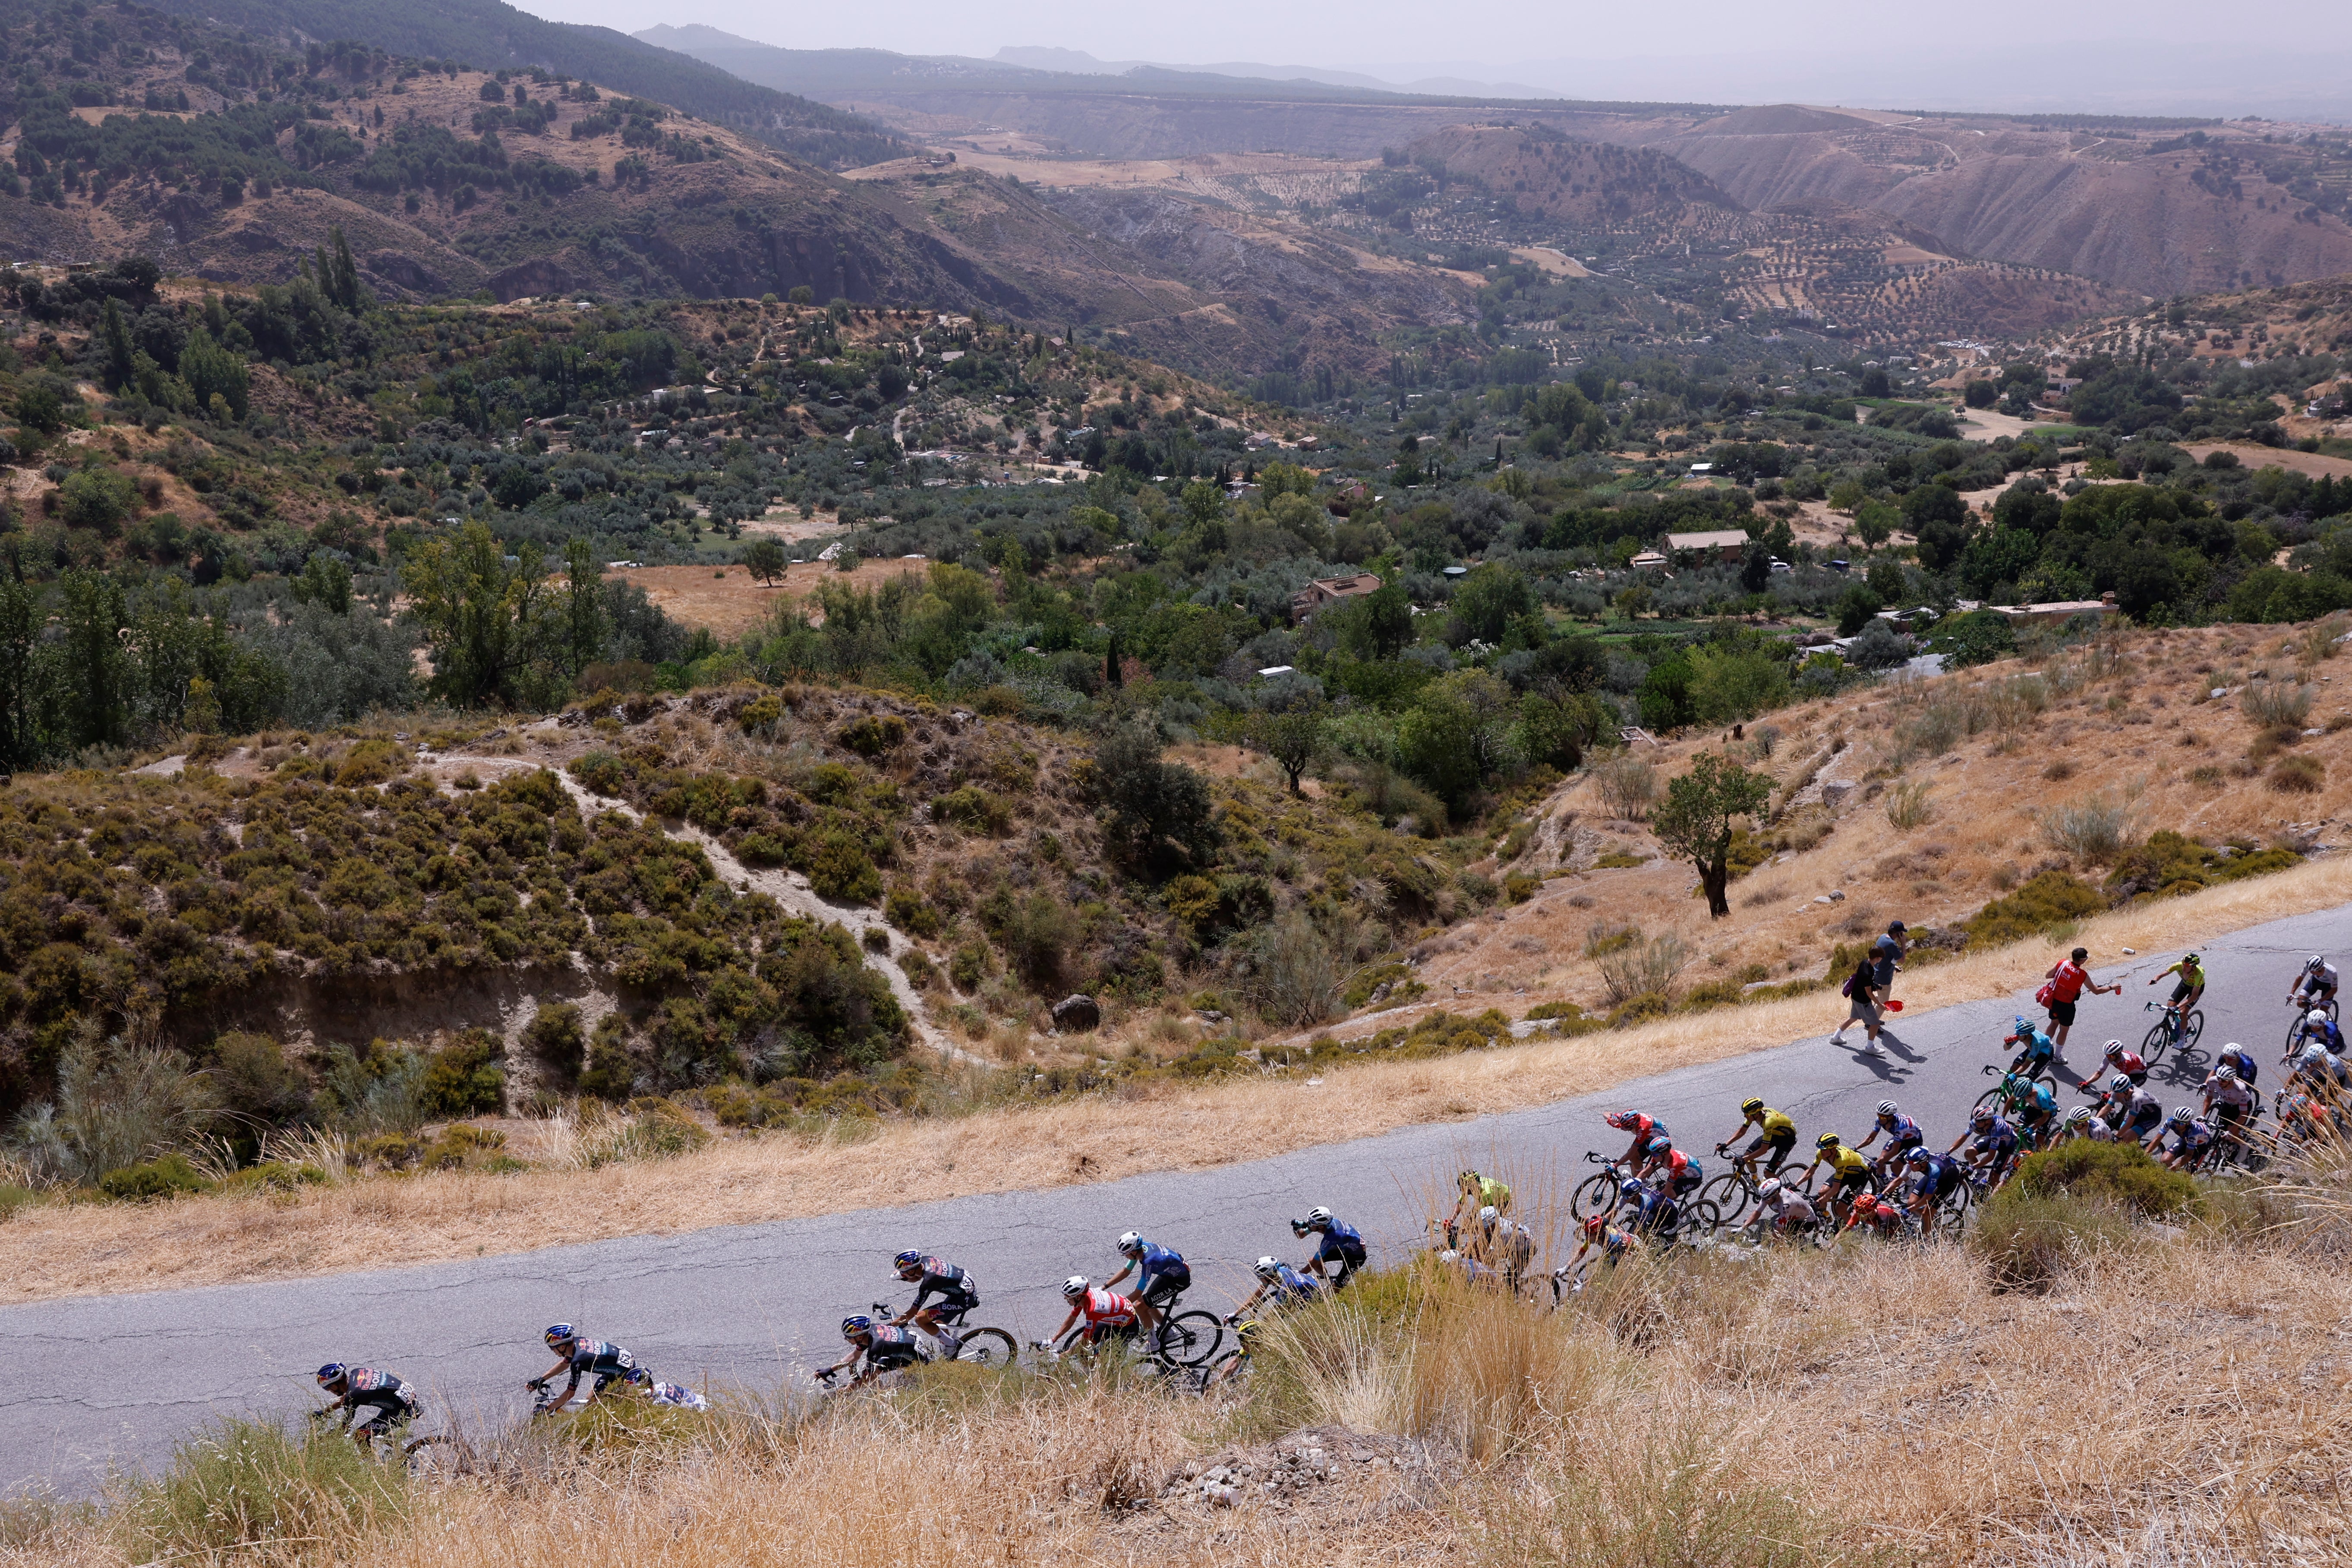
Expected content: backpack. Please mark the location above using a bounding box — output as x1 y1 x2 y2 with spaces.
1840 973 1854 998
2033 979 2058 1008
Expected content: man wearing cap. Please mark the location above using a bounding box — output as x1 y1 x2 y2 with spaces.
1834 920 1907 1058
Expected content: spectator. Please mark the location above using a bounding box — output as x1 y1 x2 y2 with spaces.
1831 920 1906 1058
2041 946 2119 1067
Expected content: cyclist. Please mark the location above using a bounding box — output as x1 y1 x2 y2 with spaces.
1463 1204 1536 1281
1799 1132 1875 1221
2147 952 2207 1039
531 1325 638 1413
2200 1062 2256 1158
2278 1087 2338 1146
1236 1255 1319 1317
2014 1075 2061 1150
1901 1148 1969 1236
2158 1107 2216 1172
1856 1099 1924 1177
2291 1007 2346 1057
2091 1072 2165 1145
1752 1178 1821 1238
822 1314 930 1388
2292 955 2339 1015
2093 1039 2149 1086
1714 1097 1798 1177
1567 1212 1642 1275
2060 1105 2115 1143
891 1251 980 1352
314 1364 418 1449
2004 1015 2059 1077
1604 1109 1669 1168
1635 1134 1706 1201
2289 1040 2350 1099
1102 1232 1190 1351
633 1373 710 1411
1615 1172 1684 1242
2213 1040 2259 1086
1292 1207 1368 1291
1843 1190 1907 1238
1447 1170 1513 1242
1048 1275 1139 1353
2042 946 2119 1062
1952 1107 2020 1190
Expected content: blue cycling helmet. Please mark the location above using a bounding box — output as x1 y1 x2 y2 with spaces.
841 1314 873 1339
892 1250 924 1272
622 1365 651 1385
315 1362 348 1386
543 1323 576 1347
1643 1133 1673 1156
1905 1147 1932 1166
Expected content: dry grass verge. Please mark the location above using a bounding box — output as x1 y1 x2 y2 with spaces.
3 855 2346 1305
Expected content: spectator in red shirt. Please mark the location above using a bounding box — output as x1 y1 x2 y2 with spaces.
2042 946 2120 1065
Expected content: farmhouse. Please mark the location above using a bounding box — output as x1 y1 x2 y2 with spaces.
1288 571 1385 622
1664 529 1751 562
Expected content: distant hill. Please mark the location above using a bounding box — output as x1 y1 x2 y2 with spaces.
142 0 906 169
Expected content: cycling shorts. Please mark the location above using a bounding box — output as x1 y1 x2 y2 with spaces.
2169 981 2201 1005
2046 1000 2077 1026
1668 1166 1703 1196
1746 1127 1797 1161
1828 1167 1873 1197
1138 1267 1190 1307
867 1341 927 1370
349 1393 413 1435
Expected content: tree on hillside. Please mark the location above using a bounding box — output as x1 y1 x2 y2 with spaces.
1650 751 1772 919
1246 688 1327 794
1087 723 1219 875
743 537 787 586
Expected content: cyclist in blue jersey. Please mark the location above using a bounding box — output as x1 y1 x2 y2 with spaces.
1857 1099 1924 1178
530 1325 638 1413
1950 1107 2020 1189
1236 1255 1319 1317
821 1314 931 1388
1901 1148 1968 1236
314 1364 418 1448
2015 1077 2061 1150
2291 1008 2346 1058
2159 1107 2215 1171
1103 1231 1192 1351
1615 1173 1683 1241
1292 1207 1368 1290
2004 1016 2058 1077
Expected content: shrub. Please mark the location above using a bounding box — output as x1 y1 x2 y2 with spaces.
885 884 943 937
1970 1189 2135 1291
207 1032 311 1125
1595 933 1688 1007
839 714 908 755
995 891 1075 991
949 940 991 992
98 1151 209 1201
2271 754 2325 793
2010 1137 2201 1217
1960 869 2104 948
2037 790 2140 863
2105 829 2301 901
124 1418 410 1562
2242 680 2314 729
805 831 882 903
1591 754 1657 819
1239 911 1343 1026
736 693 783 733
419 1031 504 1118
1884 780 1935 830
331 738 408 787
931 785 1010 835
521 1003 586 1088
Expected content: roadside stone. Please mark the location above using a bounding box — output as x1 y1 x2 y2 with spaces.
1051 994 1100 1032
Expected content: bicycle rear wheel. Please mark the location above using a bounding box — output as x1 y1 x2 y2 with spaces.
1570 1171 1621 1220
951 1328 1020 1369
2286 1012 2307 1055
1698 1171 1752 1226
1155 1310 1224 1367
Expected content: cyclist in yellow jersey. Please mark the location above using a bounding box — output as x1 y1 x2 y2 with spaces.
2148 953 2206 1036
1797 1132 1876 1223
1446 1170 1511 1244
1712 1097 1798 1177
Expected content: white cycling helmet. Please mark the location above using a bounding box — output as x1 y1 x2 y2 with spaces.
1060 1275 1090 1300
2102 1039 2125 1055
1757 1179 1783 1202
2064 1106 2093 1126
1478 1204 1498 1225
1116 1231 1143 1254
2217 1065 2238 1083
1252 1256 1281 1279
1876 1099 1899 1117
2312 1009 2333 1026
1306 1206 1334 1227
2310 955 2328 972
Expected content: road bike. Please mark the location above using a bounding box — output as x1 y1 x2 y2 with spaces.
1571 1152 1634 1219
1702 1145 1795 1228
2142 999 2204 1065
2285 995 2339 1055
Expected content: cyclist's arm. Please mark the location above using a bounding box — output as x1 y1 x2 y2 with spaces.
1101 1261 1136 1290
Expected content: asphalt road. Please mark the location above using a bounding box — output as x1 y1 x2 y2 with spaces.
7 901 2349 1495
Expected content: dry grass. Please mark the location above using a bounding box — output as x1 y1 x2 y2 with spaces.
6 852 2349 1307
14 1215 2352 1567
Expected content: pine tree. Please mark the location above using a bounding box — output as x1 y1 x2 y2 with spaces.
98 299 135 390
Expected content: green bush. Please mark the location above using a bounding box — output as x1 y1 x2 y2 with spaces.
931 785 1011 835
98 1152 209 1201
124 1418 409 1562
885 884 943 937
0 1183 37 1220
2104 829 2300 903
2009 1138 2201 1218
1960 869 2105 948
1969 1189 2135 1292
419 1032 504 1118
805 830 882 903
220 1160 328 1193
839 714 908 755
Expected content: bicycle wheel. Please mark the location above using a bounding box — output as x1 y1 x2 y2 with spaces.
1686 1198 1723 1236
2141 1020 2173 1064
1155 1311 1224 1367
951 1328 1020 1369
1698 1171 1752 1226
1973 1087 2007 1117
2182 1010 2205 1051
1201 1348 1249 1391
1570 1171 1621 1219
2287 1013 2307 1056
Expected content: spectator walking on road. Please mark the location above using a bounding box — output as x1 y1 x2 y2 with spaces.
1832 920 1907 1058
2040 946 2119 1067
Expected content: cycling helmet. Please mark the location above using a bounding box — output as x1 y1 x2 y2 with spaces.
1970 1105 1995 1127
2168 1107 2193 1128
1643 1134 1673 1157
2015 1016 2034 1035
1757 1179 1783 1202
1605 1110 1642 1129
1740 1096 1765 1115
1438 1249 1461 1264
2102 1039 2126 1058
1252 1256 1282 1279
1060 1275 1091 1300
2064 1106 2093 1126
892 1249 924 1273
2312 1008 2333 1026
841 1315 873 1338
1905 1147 1932 1166
1478 1205 1498 1225
2110 1074 2134 1093
1876 1099 1899 1117
1580 1214 1605 1237
1116 1231 1144 1254
2185 952 2201 965
2309 955 2328 973
543 1323 577 1348
2217 1065 2238 1083
1815 1131 1841 1149
315 1363 348 1387
1306 1206 1334 1227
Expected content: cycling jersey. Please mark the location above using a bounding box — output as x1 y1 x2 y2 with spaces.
1912 1155 1965 1201
645 1381 708 1411
1824 1146 1871 1180
1747 1108 1796 1140
1627 1184 1681 1235
2214 1046 2257 1083
1761 1190 1818 1226
1264 1263 1319 1307
2011 1023 2056 1057
2202 1071 2254 1109
564 1340 635 1392
907 1259 978 1315
2028 1082 2058 1117
2169 1119 2213 1156
2103 1047 2148 1078
2163 958 2206 990
1875 1113 1922 1149
1971 1120 2019 1159
1466 1175 1510 1210
2072 1117 2116 1143
1309 1219 1366 1265
2307 962 2341 993
1129 1241 1186 1278
335 1368 415 1425
1076 1288 1136 1327
2119 1087 2164 1129
1650 1146 1701 1184
861 1326 929 1369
